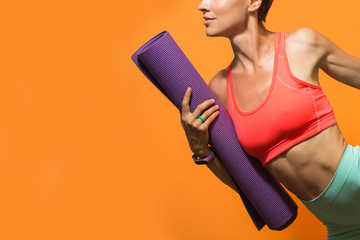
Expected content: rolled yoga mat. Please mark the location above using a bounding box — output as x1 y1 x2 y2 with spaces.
131 31 298 231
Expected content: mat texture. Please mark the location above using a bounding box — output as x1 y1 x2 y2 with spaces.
131 31 297 230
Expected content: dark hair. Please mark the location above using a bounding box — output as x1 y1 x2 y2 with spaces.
258 0 273 24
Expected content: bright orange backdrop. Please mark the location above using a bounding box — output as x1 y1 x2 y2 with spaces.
0 0 360 239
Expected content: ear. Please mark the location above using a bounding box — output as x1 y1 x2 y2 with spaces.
248 0 262 13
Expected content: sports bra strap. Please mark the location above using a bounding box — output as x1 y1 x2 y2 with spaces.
278 32 285 57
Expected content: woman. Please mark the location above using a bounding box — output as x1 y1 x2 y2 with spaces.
180 0 360 239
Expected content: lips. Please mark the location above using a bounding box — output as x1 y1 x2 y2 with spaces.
203 16 215 25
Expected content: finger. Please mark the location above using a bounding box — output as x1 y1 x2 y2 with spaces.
193 104 219 127
192 103 218 127
201 110 220 129
192 98 216 121
181 87 192 114
198 104 219 121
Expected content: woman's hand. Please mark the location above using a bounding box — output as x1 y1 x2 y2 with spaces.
180 87 219 158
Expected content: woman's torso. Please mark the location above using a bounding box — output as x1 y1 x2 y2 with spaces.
266 124 347 201
211 29 347 201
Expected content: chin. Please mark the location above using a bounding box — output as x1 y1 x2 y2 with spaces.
205 29 223 37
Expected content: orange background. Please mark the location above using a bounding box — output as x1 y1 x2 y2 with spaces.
1 0 360 239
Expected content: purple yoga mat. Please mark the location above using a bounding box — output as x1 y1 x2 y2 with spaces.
131 31 297 230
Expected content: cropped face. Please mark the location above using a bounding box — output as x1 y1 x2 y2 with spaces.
198 0 250 37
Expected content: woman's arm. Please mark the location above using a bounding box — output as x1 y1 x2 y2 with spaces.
203 69 239 193
206 154 239 193
311 29 360 89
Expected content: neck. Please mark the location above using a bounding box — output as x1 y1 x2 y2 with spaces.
228 22 274 72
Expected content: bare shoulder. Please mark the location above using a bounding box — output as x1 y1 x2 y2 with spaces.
284 28 334 81
286 27 333 56
287 28 321 41
208 68 227 110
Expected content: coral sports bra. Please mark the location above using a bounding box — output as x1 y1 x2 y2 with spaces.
226 32 337 167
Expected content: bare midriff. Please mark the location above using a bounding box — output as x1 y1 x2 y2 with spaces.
265 124 347 201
